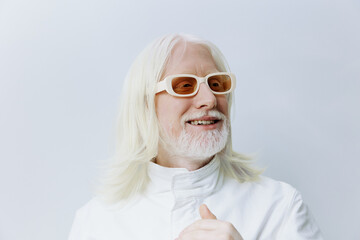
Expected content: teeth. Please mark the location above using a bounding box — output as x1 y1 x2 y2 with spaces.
190 120 215 125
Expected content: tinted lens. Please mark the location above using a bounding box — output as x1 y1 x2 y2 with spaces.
171 76 198 95
207 74 232 92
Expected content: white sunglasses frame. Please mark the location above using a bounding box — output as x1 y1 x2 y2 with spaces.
156 72 236 97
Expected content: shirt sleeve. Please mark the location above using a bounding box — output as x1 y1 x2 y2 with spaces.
278 190 324 240
68 208 88 240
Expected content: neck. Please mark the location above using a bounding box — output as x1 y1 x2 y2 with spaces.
156 145 213 171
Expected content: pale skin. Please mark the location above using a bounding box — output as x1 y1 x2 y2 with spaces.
155 41 244 240
155 41 229 170
176 205 243 240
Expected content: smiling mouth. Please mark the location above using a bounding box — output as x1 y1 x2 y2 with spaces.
187 120 220 125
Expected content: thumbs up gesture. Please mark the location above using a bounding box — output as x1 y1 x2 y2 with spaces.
199 204 217 219
176 204 244 240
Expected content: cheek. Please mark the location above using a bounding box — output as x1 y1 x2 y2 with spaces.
216 96 229 116
155 94 189 131
155 95 170 127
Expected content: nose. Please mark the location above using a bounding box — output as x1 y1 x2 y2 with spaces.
193 83 217 109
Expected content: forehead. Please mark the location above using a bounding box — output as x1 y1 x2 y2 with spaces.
163 41 218 77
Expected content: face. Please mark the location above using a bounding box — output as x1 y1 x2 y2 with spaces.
155 42 229 160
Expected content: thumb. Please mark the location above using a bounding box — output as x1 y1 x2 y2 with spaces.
199 204 217 219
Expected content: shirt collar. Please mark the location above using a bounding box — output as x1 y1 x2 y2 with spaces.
146 155 222 199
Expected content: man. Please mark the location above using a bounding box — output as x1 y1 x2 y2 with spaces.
69 34 323 239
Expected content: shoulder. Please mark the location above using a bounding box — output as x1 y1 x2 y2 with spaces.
75 196 128 215
222 174 298 200
70 197 123 235
69 198 101 240
252 176 302 211
214 176 323 238
69 197 133 240
73 197 103 222
216 174 302 217
76 197 103 212
254 175 298 196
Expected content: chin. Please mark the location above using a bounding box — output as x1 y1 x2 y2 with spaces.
170 124 229 160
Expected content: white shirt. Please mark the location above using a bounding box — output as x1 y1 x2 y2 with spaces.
69 156 323 240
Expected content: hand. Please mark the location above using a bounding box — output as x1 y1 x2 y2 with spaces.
176 204 244 240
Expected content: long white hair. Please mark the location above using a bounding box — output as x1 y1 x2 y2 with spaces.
97 34 262 203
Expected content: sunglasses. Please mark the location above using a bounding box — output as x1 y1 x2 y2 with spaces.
156 72 236 97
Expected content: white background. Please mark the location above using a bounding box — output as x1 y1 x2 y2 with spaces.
1 0 359 239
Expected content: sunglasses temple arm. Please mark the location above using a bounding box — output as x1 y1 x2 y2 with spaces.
156 80 167 93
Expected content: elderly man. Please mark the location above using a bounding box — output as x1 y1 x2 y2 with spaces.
69 34 323 240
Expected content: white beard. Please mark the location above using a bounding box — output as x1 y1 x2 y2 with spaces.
161 110 229 160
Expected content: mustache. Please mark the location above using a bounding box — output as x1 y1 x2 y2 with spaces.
180 110 227 127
